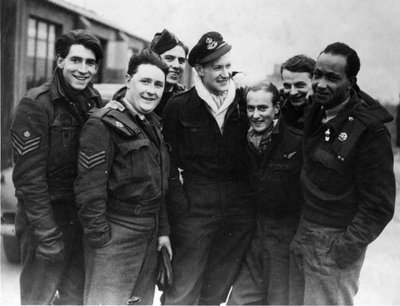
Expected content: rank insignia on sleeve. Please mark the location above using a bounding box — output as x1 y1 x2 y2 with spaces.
11 131 41 156
78 150 106 170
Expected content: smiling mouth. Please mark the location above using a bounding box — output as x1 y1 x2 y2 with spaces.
73 75 88 81
142 97 156 102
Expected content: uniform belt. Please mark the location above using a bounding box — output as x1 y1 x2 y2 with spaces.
108 197 161 217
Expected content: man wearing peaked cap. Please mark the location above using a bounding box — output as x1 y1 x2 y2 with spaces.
113 29 188 116
161 31 254 305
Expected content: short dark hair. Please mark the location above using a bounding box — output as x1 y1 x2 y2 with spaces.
55 29 103 62
127 48 169 77
246 81 280 106
320 42 360 78
280 54 316 76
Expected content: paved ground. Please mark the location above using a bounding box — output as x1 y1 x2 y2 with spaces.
2 151 400 305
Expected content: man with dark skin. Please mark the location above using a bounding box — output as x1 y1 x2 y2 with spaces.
289 42 395 305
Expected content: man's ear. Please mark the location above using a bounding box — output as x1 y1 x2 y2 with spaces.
194 64 204 77
57 55 64 69
125 74 131 85
348 76 357 89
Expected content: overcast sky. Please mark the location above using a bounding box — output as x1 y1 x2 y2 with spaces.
65 0 400 103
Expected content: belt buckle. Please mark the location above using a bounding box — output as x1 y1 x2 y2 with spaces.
133 205 141 215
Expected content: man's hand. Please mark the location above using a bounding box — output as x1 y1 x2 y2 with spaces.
232 71 250 90
158 235 172 260
103 100 125 111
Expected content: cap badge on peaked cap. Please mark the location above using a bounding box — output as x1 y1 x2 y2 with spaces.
206 37 218 50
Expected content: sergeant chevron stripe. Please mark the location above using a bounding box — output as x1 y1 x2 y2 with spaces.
78 150 106 170
11 131 41 156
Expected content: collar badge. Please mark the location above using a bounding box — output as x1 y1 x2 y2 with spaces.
116 121 124 128
338 132 348 141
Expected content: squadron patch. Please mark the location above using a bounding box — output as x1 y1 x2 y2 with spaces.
78 150 106 170
11 130 41 156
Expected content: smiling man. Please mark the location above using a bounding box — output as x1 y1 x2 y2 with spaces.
280 54 315 129
74 49 171 305
113 29 188 116
290 42 395 305
228 80 305 305
10 29 104 305
161 31 254 305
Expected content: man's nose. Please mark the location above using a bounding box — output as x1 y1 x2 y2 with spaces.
290 86 298 95
78 62 88 73
221 67 230 78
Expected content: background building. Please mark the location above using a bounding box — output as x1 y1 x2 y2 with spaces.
1 0 192 169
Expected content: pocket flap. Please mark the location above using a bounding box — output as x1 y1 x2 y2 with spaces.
118 139 150 155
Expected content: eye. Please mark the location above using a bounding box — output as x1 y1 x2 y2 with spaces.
164 56 174 62
178 58 186 65
141 80 150 85
259 106 268 112
86 60 97 67
155 82 164 88
247 106 255 112
283 83 290 89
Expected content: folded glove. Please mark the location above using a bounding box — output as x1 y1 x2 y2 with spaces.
156 246 173 291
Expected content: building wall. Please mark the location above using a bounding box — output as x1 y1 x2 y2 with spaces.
1 0 192 170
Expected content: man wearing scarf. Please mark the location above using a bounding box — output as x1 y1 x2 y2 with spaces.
10 29 103 305
161 31 254 305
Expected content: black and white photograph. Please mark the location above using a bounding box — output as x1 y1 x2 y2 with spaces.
1 0 400 305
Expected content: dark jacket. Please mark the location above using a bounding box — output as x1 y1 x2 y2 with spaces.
10 72 103 253
74 108 170 248
113 83 186 116
248 115 303 218
301 90 395 267
162 87 249 214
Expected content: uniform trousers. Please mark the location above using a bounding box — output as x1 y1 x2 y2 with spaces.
289 217 366 305
228 214 300 305
83 215 158 305
162 179 254 305
19 222 84 305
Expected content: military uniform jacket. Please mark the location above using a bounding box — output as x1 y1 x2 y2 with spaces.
248 115 303 217
162 87 249 215
301 90 395 267
74 108 170 248
10 74 103 250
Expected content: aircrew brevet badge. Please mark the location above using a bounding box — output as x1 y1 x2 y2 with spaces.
338 132 347 141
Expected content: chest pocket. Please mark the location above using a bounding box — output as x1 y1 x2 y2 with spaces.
307 145 352 194
117 139 158 181
49 112 80 167
179 119 218 157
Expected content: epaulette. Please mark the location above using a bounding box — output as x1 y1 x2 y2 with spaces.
352 105 387 134
101 109 141 137
25 80 51 99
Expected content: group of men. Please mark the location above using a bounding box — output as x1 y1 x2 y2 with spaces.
10 26 395 306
